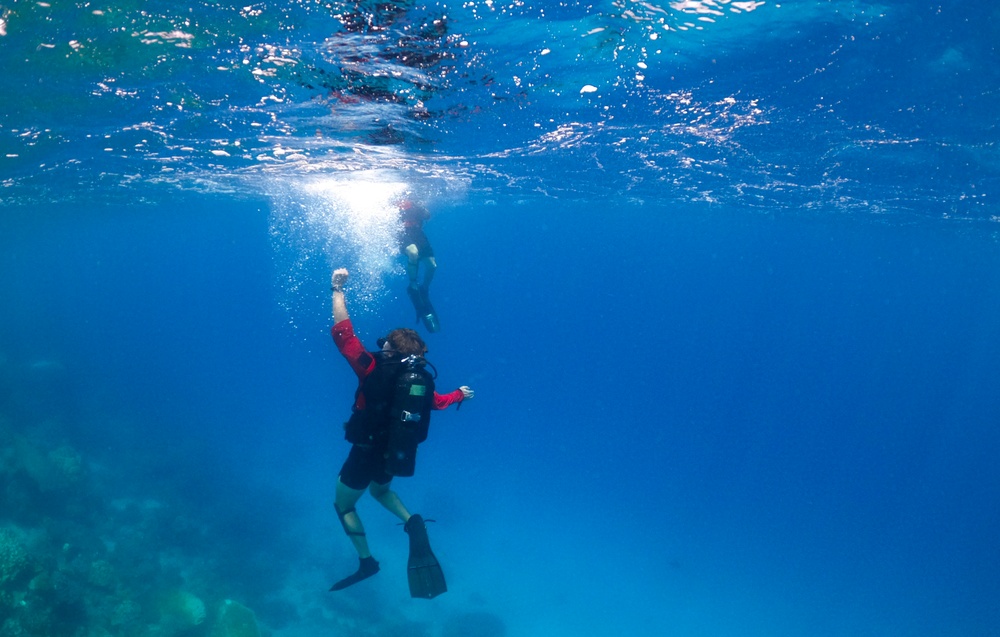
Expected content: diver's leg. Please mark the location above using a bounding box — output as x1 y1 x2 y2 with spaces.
330 478 380 591
369 480 411 523
421 256 437 291
405 244 420 287
334 478 371 557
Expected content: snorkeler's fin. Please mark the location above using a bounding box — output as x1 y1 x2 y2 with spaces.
329 556 380 591
419 294 440 333
406 284 440 333
404 514 446 599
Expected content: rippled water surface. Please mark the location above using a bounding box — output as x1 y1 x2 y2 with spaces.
3 0 997 218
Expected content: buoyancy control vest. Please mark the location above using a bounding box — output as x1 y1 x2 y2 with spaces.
344 351 436 477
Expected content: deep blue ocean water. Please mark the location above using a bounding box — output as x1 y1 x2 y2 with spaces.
2 1 999 636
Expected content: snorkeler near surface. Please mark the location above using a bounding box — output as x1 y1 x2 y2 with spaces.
327 267 473 598
397 198 440 332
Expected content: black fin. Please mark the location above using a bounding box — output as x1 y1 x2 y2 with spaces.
404 514 446 599
406 285 440 332
330 556 380 591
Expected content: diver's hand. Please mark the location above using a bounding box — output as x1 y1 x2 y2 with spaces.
332 268 349 291
459 386 474 400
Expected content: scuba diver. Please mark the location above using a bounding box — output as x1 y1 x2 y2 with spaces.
398 198 441 332
328 267 474 598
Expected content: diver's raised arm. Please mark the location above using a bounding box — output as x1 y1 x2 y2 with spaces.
332 268 350 325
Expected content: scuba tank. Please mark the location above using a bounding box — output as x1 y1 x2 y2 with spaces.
384 355 435 477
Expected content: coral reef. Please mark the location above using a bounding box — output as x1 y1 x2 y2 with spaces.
0 372 284 637
158 588 208 632
0 527 31 586
210 599 262 637
0 348 506 637
110 598 141 630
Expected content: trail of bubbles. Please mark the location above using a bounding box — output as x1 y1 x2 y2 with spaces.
266 172 411 328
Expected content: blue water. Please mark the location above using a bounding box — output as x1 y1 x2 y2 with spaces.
2 1 999 636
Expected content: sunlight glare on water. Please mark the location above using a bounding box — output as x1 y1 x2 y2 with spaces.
269 174 409 322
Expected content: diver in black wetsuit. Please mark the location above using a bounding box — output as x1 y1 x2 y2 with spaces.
399 199 436 290
398 198 440 331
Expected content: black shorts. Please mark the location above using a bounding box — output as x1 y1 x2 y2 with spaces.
339 444 393 490
401 225 434 258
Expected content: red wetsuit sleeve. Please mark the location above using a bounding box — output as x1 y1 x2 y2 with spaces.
433 389 464 410
331 319 375 380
